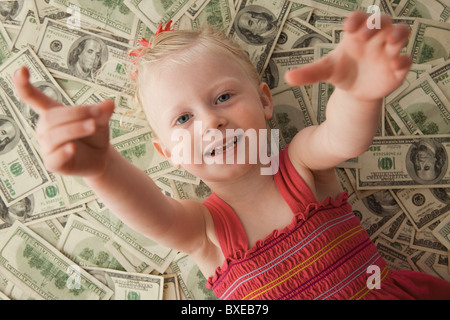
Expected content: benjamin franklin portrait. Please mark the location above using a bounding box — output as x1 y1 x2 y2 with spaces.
406 138 448 184
0 195 34 227
0 0 23 22
68 36 108 81
233 5 278 45
362 190 401 218
0 116 20 155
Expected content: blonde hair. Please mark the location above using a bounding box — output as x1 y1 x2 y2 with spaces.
128 24 261 133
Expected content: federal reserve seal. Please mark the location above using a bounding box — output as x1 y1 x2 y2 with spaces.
50 40 63 52
411 193 425 206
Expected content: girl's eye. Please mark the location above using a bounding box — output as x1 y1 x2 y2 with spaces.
175 114 192 125
216 93 231 104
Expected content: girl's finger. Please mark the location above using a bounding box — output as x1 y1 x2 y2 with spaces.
38 118 96 155
285 54 334 86
39 104 100 130
43 142 75 173
343 11 369 33
385 24 410 57
13 66 63 113
392 54 412 81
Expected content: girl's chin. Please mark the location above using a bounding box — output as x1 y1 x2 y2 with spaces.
181 162 259 183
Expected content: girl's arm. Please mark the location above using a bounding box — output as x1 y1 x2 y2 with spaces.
285 11 411 171
13 67 210 256
83 145 209 254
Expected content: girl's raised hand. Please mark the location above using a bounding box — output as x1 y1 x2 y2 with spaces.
13 66 115 177
285 11 412 102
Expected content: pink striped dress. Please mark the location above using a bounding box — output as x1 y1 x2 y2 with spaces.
203 146 450 300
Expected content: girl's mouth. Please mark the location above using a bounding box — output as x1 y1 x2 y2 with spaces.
205 135 241 157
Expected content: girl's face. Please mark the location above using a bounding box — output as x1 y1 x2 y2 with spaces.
140 50 273 183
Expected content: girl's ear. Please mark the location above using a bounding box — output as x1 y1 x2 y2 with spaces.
259 82 273 120
152 138 180 168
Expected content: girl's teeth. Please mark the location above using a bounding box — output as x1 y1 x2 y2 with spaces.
209 136 239 157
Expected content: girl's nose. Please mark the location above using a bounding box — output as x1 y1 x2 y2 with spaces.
202 111 228 135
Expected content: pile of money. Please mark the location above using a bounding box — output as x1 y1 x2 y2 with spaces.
0 0 448 300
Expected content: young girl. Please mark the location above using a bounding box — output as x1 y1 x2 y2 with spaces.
13 11 450 300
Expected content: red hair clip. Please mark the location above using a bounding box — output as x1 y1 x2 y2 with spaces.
128 20 173 81
128 20 173 62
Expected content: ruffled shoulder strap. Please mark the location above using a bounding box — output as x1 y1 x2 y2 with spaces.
274 145 318 217
203 193 249 258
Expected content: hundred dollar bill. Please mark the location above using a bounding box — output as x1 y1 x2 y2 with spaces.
87 267 164 300
385 74 450 135
434 254 450 281
34 18 133 93
357 135 450 190
332 26 345 44
335 168 356 198
288 2 314 20
155 176 176 198
0 0 34 28
392 188 450 231
275 17 331 52
54 76 96 105
0 21 12 65
0 46 73 133
0 291 9 300
124 0 196 33
378 0 396 16
415 251 445 279
343 168 377 199
394 0 450 22
32 0 71 24
0 173 83 229
270 85 316 145
311 43 336 124
79 203 177 274
111 127 174 179
187 0 213 20
349 191 401 239
407 19 450 64
307 10 346 36
169 178 211 203
432 213 450 251
164 168 201 185
27 217 64 248
375 239 414 271
263 48 314 90
298 0 379 16
406 249 426 272
54 173 97 208
0 91 50 207
170 253 217 300
406 63 433 83
190 0 235 31
429 60 450 102
395 215 415 245
410 220 448 254
50 0 139 38
105 240 153 273
162 273 181 300
227 0 292 76
379 211 407 243
109 112 149 139
0 221 113 300
11 10 41 53
57 214 125 270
